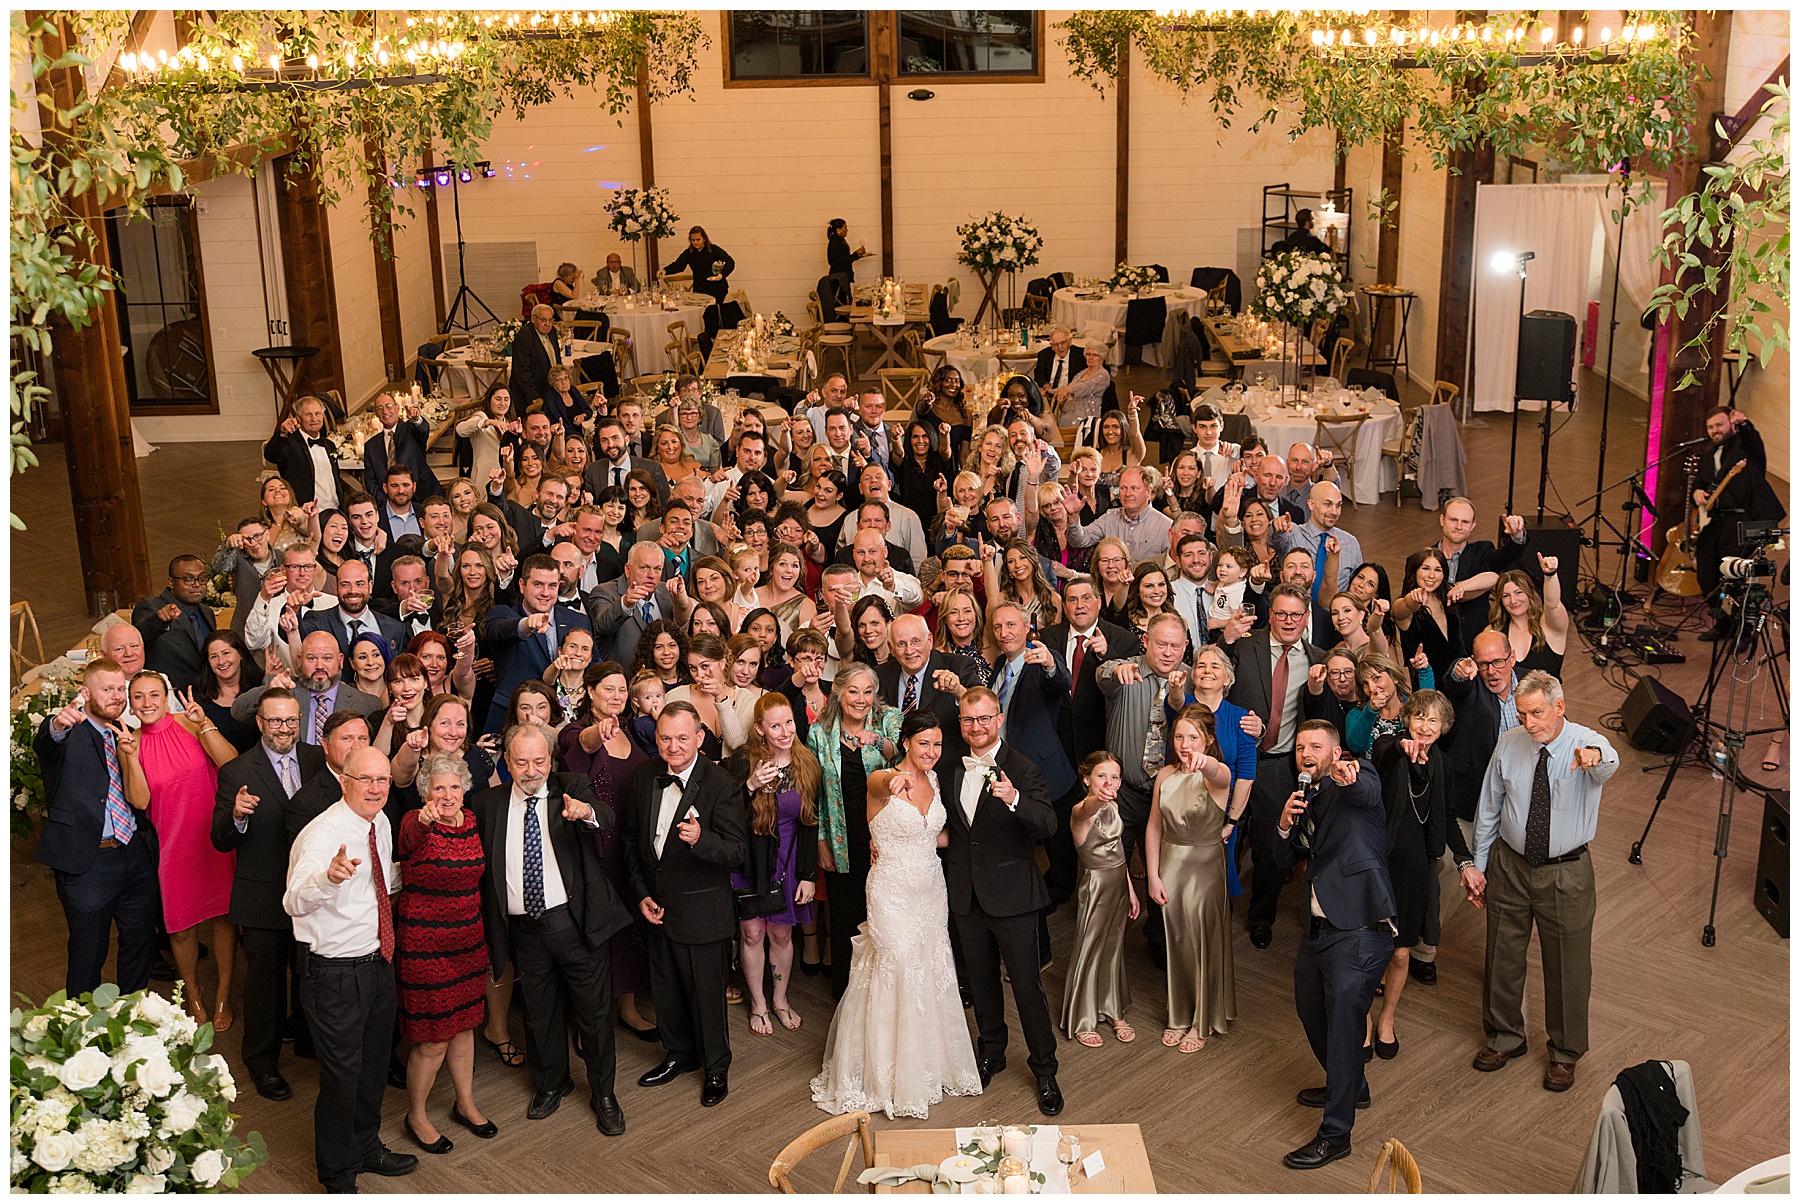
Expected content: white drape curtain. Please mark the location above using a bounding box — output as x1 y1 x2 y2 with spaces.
1470 185 1604 411
1613 181 1668 312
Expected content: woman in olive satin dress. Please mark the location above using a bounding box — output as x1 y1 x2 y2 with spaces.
1146 704 1237 1054
1060 753 1141 1046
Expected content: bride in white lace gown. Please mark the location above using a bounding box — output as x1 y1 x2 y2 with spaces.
811 715 982 1119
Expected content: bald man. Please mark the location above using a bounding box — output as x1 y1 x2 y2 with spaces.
1275 480 1363 597
231 631 383 744
99 623 170 731
850 527 923 613
1217 453 1308 528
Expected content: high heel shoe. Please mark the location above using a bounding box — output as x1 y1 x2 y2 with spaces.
799 955 823 977
450 1104 498 1139
616 1015 660 1044
403 1117 452 1154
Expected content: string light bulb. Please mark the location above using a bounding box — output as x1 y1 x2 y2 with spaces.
1571 27 1583 45
1363 27 1376 45
268 52 281 72
229 53 242 71
1311 28 1324 45
1642 24 1656 40
1599 26 1611 44
1540 26 1554 45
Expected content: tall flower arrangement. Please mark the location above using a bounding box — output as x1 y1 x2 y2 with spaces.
955 212 1042 273
1251 250 1350 327
11 984 268 1192
12 670 79 842
605 186 680 244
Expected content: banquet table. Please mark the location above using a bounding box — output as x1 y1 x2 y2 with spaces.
701 330 804 387
439 338 613 398
842 305 932 372
572 292 711 369
1201 315 1326 377
1205 384 1403 505
1051 284 1210 367
871 1124 1155 1194
922 331 1039 380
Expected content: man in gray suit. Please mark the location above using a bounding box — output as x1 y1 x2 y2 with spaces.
592 253 640 295
586 543 691 667
585 415 670 506
231 631 383 745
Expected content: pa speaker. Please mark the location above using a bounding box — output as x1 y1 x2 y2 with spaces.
1517 309 1577 404
1755 791 1788 939
1520 515 1582 603
1620 675 1692 754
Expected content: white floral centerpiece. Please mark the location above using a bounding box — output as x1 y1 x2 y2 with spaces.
11 984 269 1192
767 311 796 337
641 374 722 413
12 669 79 842
489 317 522 355
956 211 1042 274
605 186 679 244
1110 262 1160 295
1250 250 1350 328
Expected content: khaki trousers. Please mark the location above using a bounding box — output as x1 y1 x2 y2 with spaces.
1482 839 1595 1064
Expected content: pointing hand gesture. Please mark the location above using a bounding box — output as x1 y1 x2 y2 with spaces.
1537 552 1559 576
326 844 361 885
561 793 594 823
233 786 260 820
676 805 702 846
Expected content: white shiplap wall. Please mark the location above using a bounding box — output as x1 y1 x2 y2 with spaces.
330 200 391 402
1395 124 1449 392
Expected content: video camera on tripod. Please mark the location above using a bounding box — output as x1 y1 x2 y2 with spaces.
1717 520 1788 619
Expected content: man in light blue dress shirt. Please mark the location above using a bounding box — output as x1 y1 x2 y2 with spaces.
1275 481 1362 596
1467 670 1617 1094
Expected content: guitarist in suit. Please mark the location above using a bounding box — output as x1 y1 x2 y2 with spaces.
1273 721 1396 1171
483 556 593 733
942 687 1064 1117
1695 406 1786 641
623 703 749 1109
468 723 631 1132
210 689 327 1101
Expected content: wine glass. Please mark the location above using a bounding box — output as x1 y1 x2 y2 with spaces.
1055 1133 1081 1186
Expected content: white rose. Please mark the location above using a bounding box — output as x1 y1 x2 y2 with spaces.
190 1149 226 1188
141 1145 175 1174
157 1090 205 1136
57 1047 112 1092
133 993 177 1027
32 1132 80 1173
134 1055 175 1098
125 1174 166 1194
23 1013 50 1040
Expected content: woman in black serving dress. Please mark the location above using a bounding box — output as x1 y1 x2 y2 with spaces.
663 225 735 306
1391 547 1464 688
1367 690 1472 1062
826 218 868 295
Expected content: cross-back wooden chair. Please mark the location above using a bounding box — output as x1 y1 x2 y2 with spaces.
768 1110 875 1194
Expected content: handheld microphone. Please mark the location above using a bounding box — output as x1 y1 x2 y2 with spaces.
1296 770 1315 796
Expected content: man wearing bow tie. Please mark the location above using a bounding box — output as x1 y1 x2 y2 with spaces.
940 688 1064 1117
468 723 630 1132
624 703 748 1109
264 395 342 510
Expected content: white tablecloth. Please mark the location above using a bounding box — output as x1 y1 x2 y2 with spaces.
1051 285 1209 367
573 294 710 373
1208 386 1403 505
922 332 1037 380
440 338 613 398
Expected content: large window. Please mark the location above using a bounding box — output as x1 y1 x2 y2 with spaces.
897 11 1038 77
104 198 215 414
727 11 870 82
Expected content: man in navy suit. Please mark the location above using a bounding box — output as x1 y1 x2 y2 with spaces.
263 395 343 510
360 392 441 500
986 603 1075 805
484 554 592 732
1274 720 1396 1171
131 555 217 694
298 560 406 655
35 659 160 996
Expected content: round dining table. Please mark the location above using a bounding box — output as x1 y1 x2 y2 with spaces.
1204 384 1404 505
1050 284 1210 367
921 332 1037 381
573 293 710 371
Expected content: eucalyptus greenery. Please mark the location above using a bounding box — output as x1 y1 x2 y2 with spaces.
1650 84 1791 390
10 9 707 512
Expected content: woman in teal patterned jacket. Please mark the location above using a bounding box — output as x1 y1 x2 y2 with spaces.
805 663 902 1000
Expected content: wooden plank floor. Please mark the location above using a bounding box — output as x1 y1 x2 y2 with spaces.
10 372 1789 1193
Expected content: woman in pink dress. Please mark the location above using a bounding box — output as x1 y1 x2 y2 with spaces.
123 672 240 1029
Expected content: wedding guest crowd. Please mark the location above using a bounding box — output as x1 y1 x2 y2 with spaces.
31 364 1612 1188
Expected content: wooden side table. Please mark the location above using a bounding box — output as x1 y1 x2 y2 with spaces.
253 345 321 421
1359 287 1415 383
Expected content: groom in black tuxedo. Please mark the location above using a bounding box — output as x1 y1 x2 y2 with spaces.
623 702 748 1109
940 687 1064 1116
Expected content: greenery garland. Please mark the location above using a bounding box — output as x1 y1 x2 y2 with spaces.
10 9 707 514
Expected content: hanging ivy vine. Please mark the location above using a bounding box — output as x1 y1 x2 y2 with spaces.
10 8 707 514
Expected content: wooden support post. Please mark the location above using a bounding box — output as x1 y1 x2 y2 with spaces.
274 150 347 403
1115 38 1131 265
872 10 896 278
1647 12 1734 548
1372 123 1405 353
635 61 661 277
365 134 405 382
422 147 446 332
38 12 152 612
1433 130 1494 397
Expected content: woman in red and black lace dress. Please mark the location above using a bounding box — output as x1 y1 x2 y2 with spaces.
396 752 496 1153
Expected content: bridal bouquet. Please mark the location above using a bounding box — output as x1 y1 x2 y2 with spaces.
1110 262 1161 294
956 211 1042 274
1251 250 1350 327
605 186 679 244
10 984 269 1192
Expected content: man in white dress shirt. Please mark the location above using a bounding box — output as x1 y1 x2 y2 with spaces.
245 546 338 671
1190 403 1240 493
849 528 923 614
283 747 417 1192
592 252 639 294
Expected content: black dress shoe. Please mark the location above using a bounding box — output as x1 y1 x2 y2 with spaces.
1363 1043 1373 1063
1249 925 1273 949
1408 959 1438 985
402 1118 452 1155
1036 1075 1064 1117
637 1056 701 1088
593 1094 626 1135
252 1072 292 1102
387 1059 407 1090
359 1147 419 1177
960 988 973 1009
617 1016 661 1044
1374 1036 1398 1060
1283 1136 1353 1170
325 1185 358 1193
1698 623 1731 642
526 1082 574 1120
1296 1086 1369 1109
450 1104 498 1138
976 1055 1006 1089
700 1073 729 1108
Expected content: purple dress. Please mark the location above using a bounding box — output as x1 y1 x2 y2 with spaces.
730 784 816 928
557 721 650 996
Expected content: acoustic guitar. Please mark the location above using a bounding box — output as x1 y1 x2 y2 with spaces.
1654 456 1745 597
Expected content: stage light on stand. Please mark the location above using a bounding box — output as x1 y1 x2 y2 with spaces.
458 166 473 183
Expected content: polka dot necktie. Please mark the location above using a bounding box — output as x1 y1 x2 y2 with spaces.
522 796 546 918
1524 746 1553 865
